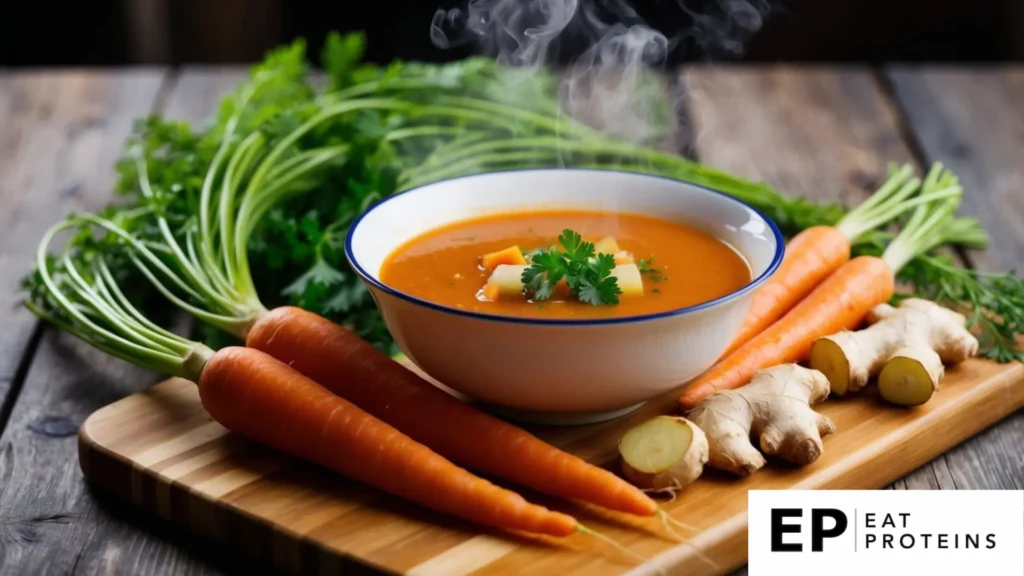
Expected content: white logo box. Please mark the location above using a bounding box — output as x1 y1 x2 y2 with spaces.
748 490 1023 575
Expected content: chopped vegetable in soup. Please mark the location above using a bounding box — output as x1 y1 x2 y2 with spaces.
380 210 751 319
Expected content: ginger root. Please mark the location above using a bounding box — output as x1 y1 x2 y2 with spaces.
809 298 978 405
619 416 709 490
687 365 835 476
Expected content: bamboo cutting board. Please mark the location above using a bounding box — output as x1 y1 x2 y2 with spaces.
79 357 1024 576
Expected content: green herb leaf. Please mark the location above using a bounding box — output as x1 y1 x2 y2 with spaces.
322 31 367 90
578 275 621 306
521 228 621 306
593 252 615 277
323 281 370 314
522 248 563 301
558 229 590 263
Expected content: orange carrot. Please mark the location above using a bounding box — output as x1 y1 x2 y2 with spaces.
248 306 658 517
721 226 850 357
37 208 656 519
27 221 579 539
482 246 526 269
721 165 933 357
679 171 966 407
680 176 965 409
680 256 895 408
199 346 579 537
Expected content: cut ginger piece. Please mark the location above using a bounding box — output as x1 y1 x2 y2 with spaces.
485 264 526 296
611 263 644 296
878 357 938 406
687 364 835 476
481 246 526 269
594 236 620 255
619 416 708 490
810 298 978 405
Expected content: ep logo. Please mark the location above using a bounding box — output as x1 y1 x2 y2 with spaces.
770 508 848 552
749 490 1024 576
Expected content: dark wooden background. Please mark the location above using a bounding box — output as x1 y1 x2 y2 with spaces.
2 0 1024 67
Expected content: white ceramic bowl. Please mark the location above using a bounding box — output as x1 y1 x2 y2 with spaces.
346 169 783 425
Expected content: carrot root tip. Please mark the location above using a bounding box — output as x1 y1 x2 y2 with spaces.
575 523 650 567
656 508 701 534
653 509 719 572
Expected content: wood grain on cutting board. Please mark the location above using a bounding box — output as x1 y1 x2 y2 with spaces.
79 356 1024 576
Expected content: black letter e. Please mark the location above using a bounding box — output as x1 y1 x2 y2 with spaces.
771 509 803 552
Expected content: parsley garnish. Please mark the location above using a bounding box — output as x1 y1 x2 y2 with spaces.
522 229 621 306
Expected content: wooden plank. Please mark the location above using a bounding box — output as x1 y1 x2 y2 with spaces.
0 75 14 137
886 65 1024 491
0 69 244 576
0 72 21 420
77 355 1024 575
0 70 164 424
681 66 1014 499
885 66 1024 271
161 67 249 125
682 66 916 206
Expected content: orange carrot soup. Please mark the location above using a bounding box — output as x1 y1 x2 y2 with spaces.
380 210 751 319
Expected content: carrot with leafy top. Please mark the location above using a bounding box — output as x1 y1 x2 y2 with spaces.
681 169 964 409
64 213 657 517
721 164 956 358
53 134 659 518
27 223 580 538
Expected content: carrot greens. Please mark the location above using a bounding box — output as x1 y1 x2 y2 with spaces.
24 217 214 381
25 218 595 539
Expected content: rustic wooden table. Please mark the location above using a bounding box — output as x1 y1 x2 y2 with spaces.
0 66 1021 575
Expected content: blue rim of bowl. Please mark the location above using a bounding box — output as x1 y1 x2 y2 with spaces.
344 168 785 326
